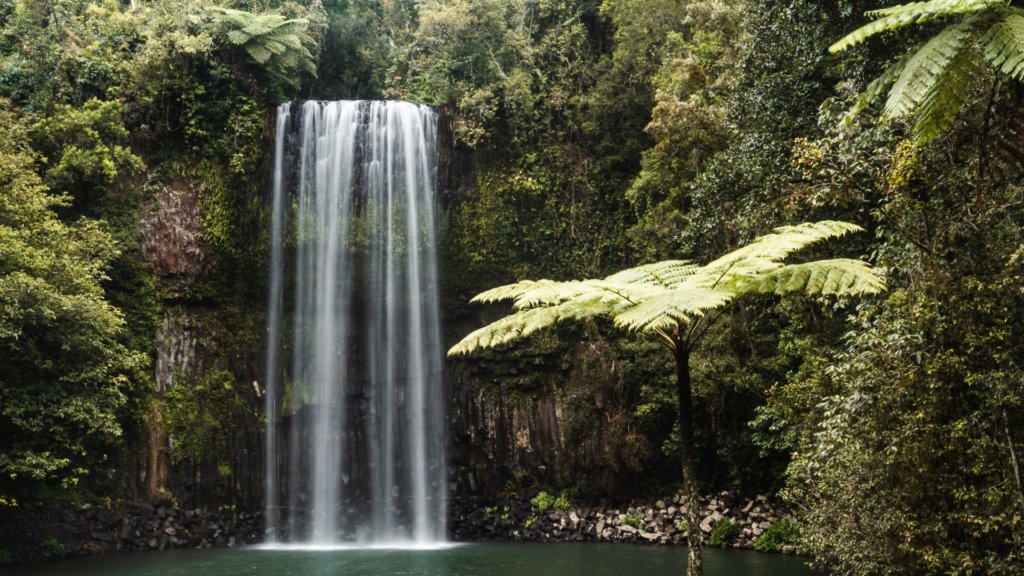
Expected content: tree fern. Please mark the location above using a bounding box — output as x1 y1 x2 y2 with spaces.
448 221 883 576
696 220 865 289
914 47 982 141
735 259 887 296
208 6 317 83
449 220 883 354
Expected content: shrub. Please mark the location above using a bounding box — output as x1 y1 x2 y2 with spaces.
753 518 799 553
709 518 739 548
530 490 555 514
622 515 642 530
40 537 66 559
553 492 572 512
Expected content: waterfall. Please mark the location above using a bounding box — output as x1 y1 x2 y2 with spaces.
264 101 446 546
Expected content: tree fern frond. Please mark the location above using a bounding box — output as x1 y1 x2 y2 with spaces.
604 260 699 287
226 29 251 45
612 286 734 333
207 5 316 79
737 259 887 297
982 11 1024 79
472 280 576 306
842 53 912 127
864 0 1000 18
913 47 982 142
275 35 305 50
830 0 1001 53
701 221 864 284
261 39 289 56
447 300 608 356
242 22 276 37
247 44 274 64
883 20 977 120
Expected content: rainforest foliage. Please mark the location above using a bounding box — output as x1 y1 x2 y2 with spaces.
0 0 1022 574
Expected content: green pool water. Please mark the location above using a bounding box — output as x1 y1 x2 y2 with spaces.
1 543 816 576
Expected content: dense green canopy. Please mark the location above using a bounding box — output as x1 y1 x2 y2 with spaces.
0 0 1022 572
0 105 141 488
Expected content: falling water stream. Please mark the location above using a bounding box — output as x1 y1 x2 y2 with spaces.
264 101 445 546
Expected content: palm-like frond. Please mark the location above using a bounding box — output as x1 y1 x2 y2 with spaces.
471 279 592 308
833 2 1024 145
610 286 734 332
913 47 982 142
982 11 1024 79
604 260 700 287
449 221 884 357
883 20 976 119
829 0 1001 53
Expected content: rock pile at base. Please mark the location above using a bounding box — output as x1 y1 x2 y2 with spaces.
0 501 261 562
0 491 787 564
450 491 783 548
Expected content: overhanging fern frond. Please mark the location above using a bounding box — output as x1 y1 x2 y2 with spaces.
448 221 883 357
612 286 734 333
447 300 608 356
883 20 977 119
982 11 1024 79
841 53 912 127
830 0 1002 53
472 279 588 307
207 6 317 82
913 47 982 143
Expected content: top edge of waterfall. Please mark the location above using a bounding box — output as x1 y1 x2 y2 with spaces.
278 99 436 108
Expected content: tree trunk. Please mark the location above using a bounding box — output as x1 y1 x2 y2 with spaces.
1003 409 1024 514
675 345 703 576
146 397 170 502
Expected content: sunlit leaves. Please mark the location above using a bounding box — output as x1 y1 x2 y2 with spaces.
0 105 140 488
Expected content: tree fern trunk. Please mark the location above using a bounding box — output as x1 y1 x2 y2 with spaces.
675 344 703 576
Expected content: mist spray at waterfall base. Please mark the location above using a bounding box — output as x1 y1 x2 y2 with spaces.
263 101 446 547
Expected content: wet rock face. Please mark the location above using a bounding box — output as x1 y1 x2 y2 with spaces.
445 338 647 497
139 182 208 292
154 310 199 394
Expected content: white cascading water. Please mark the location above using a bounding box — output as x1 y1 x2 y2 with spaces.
264 101 446 546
